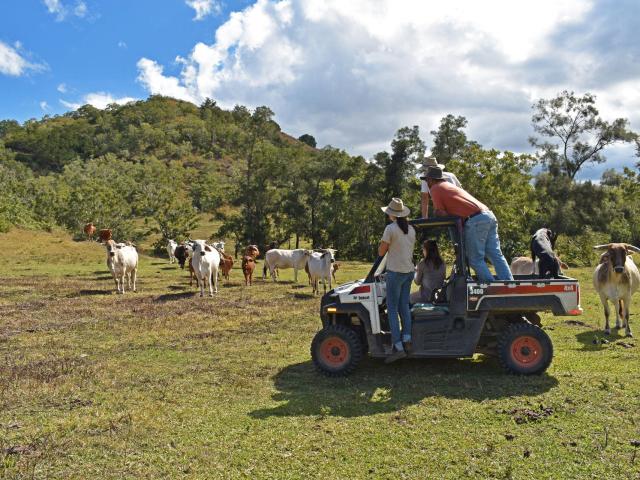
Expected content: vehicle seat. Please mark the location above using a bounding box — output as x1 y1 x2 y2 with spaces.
411 303 449 321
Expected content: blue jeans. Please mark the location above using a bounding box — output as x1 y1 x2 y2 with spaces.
464 211 514 282
386 270 414 348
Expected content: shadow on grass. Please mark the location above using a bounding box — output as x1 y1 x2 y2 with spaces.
95 275 114 281
154 292 197 302
575 328 627 351
250 358 558 419
168 285 188 291
291 292 314 300
75 289 109 296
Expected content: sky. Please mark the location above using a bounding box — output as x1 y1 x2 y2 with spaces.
1 0 639 180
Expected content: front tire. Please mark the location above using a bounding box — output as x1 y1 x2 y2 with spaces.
311 325 363 377
498 323 553 375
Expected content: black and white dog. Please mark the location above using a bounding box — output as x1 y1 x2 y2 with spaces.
531 228 561 278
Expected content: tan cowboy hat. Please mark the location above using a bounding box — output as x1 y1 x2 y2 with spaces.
420 166 444 181
381 197 411 217
423 155 445 169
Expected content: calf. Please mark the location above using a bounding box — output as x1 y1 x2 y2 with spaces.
264 248 311 283
510 256 568 276
212 241 225 252
219 252 234 281
104 240 138 294
307 249 337 295
332 261 340 283
593 243 640 337
531 228 562 278
167 239 178 264
242 256 256 286
191 240 221 297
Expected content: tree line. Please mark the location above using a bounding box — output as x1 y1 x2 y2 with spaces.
0 92 638 264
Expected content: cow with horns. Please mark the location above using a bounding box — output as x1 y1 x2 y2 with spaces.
593 243 640 337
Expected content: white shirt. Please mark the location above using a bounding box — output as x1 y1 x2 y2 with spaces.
421 171 461 194
381 222 416 273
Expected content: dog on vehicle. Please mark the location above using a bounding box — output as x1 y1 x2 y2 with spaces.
531 228 562 278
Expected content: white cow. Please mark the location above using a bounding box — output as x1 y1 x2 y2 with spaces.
191 240 221 297
104 240 138 294
510 257 568 276
308 249 337 295
212 241 225 252
167 239 178 263
593 243 640 337
264 248 312 283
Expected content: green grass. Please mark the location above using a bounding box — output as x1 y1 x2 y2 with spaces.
1 229 639 479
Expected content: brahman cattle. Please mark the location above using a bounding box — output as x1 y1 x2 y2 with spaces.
191 240 221 297
104 239 138 294
84 223 96 240
593 243 640 337
167 239 178 264
307 249 337 295
264 248 311 283
510 257 568 276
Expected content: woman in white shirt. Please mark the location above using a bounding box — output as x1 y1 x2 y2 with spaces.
378 198 416 363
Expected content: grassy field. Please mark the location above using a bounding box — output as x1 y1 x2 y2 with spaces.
1 228 639 479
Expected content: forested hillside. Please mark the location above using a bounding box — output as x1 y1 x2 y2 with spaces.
1 92 639 263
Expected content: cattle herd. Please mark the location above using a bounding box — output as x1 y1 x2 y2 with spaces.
86 223 639 337
90 224 338 298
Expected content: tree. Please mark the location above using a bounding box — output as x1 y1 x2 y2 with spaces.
376 126 425 200
298 134 316 148
430 114 478 163
530 91 637 179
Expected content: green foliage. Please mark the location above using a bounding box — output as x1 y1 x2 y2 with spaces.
554 228 611 267
297 134 316 148
429 114 479 163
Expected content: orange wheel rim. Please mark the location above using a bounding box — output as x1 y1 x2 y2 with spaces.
511 335 543 367
320 337 349 367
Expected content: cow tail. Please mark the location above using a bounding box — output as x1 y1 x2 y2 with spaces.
619 299 624 318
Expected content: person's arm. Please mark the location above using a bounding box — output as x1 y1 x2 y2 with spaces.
379 225 392 256
421 192 430 218
414 261 424 285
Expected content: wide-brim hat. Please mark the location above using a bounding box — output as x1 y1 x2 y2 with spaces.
423 155 445 169
420 166 444 181
381 197 410 217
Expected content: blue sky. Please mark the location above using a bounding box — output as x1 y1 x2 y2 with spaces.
1 0 639 180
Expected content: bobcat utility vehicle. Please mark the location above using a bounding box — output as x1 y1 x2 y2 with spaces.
311 217 582 376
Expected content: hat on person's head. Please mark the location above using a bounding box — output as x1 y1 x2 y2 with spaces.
381 197 411 218
420 166 444 181
423 155 445 169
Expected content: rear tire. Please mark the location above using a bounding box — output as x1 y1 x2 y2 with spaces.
498 323 553 375
311 325 363 377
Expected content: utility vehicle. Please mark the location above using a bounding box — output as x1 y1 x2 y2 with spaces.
311 217 582 376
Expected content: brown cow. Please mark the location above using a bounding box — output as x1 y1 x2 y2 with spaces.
84 223 96 240
241 245 260 286
219 252 234 281
242 256 256 286
99 229 112 242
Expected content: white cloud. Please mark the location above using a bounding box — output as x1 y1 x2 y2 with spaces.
60 92 138 110
137 0 640 179
186 0 222 20
43 0 89 21
39 101 49 111
57 83 67 93
0 41 43 76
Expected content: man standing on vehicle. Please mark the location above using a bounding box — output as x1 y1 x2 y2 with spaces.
421 166 513 283
420 156 461 218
